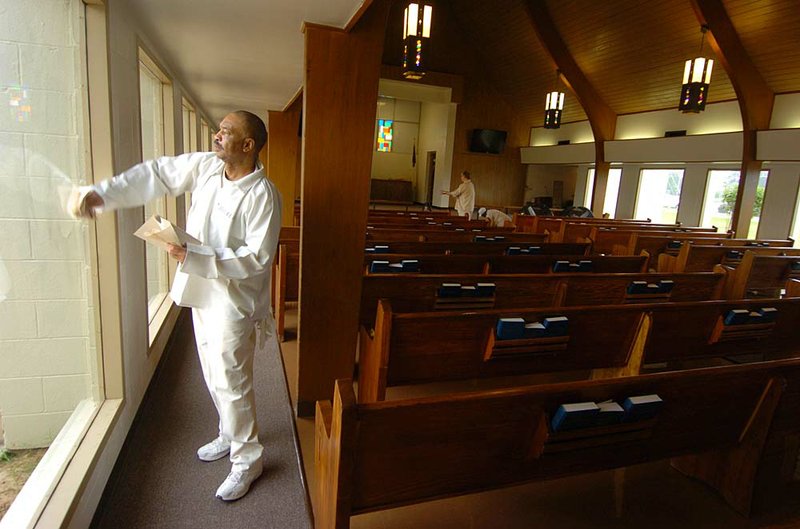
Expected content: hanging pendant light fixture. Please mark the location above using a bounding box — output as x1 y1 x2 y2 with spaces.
402 3 433 80
679 25 714 113
544 70 564 129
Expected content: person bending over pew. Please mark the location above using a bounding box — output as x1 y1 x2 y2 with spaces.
442 170 476 219
69 110 281 502
478 207 513 228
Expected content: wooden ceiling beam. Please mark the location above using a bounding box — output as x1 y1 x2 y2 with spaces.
523 0 617 213
689 0 774 235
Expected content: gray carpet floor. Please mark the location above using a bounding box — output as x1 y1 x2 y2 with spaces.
92 310 312 529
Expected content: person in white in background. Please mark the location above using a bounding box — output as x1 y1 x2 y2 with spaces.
72 110 281 502
477 207 513 228
442 170 476 219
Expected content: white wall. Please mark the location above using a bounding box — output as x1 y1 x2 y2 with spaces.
525 165 577 206
759 163 800 239
771 93 800 129
615 101 743 139
530 121 594 146
69 0 205 525
416 101 451 203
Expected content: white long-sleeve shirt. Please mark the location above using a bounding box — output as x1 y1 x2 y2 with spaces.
448 181 476 219
93 152 282 321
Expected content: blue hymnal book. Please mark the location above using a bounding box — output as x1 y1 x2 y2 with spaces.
596 401 625 426
506 246 521 255
658 280 674 293
474 235 487 242
495 236 506 241
528 246 541 254
365 247 375 253
759 307 778 322
496 318 526 340
476 283 496 297
401 259 419 272
519 248 530 254
727 250 743 259
443 222 452 226
543 316 568 336
456 228 465 232
438 283 462 297
623 395 663 422
389 263 404 272
524 322 546 338
646 283 660 293
792 261 800 271
627 281 648 294
667 240 683 249
374 245 390 254
578 260 593 272
724 309 751 325
472 229 482 232
369 260 390 273
485 237 495 242
552 260 571 273
551 402 600 432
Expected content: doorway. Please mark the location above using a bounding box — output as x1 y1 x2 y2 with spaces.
425 151 437 209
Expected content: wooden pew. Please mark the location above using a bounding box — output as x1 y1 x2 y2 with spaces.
625 234 793 261
358 271 723 328
722 251 800 299
659 243 800 273
365 241 587 256
316 358 800 527
589 228 732 255
365 228 538 243
364 254 648 275
358 297 800 402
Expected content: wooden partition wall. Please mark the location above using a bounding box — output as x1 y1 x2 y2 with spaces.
268 97 302 227
296 1 391 415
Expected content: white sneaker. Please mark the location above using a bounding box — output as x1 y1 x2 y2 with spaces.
215 464 263 501
197 437 231 462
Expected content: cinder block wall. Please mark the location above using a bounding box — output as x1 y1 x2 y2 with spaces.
0 0 95 449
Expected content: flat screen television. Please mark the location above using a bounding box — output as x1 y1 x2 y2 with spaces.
469 129 507 154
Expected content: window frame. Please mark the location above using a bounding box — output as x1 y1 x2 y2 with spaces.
633 167 686 223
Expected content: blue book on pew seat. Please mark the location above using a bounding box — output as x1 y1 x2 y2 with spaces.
595 401 625 426
748 311 764 323
528 246 541 254
474 235 487 242
369 260 390 273
461 285 479 297
543 316 569 336
667 240 682 249
552 260 570 272
365 247 375 253
427 221 437 225
524 322 546 338
551 402 600 432
506 247 521 255
627 281 648 294
791 261 800 271
472 229 482 232
646 283 660 293
519 248 530 254
759 307 778 322
658 280 674 293
724 309 751 325
443 222 452 226
456 228 465 232
485 237 495 242
569 263 581 272
496 318 526 340
438 283 462 297
476 283 496 297
374 245 390 254
388 263 403 272
623 395 663 422
401 260 419 272
578 260 593 272
726 250 743 259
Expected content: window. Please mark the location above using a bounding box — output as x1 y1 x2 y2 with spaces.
584 168 595 208
0 0 103 522
377 119 393 152
138 51 172 327
586 168 622 218
635 169 685 223
181 99 197 154
701 170 769 236
748 171 769 239
201 119 211 151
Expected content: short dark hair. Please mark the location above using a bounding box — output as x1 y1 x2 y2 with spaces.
461 170 471 179
233 110 267 155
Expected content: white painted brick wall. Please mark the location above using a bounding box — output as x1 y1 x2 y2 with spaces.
0 0 95 448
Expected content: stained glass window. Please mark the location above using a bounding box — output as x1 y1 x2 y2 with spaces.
377 119 393 152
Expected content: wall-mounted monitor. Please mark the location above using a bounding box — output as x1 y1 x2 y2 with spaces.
469 129 507 154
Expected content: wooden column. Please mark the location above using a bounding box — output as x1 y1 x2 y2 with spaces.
690 0 774 236
268 98 302 227
296 2 390 416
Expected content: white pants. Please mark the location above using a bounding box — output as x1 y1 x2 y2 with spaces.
192 308 263 471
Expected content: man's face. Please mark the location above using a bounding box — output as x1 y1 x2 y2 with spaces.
460 174 467 183
212 113 247 162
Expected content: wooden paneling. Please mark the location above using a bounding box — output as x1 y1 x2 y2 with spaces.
297 3 391 415
268 99 301 227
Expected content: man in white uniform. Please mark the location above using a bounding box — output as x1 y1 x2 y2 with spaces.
74 110 281 501
477 207 513 228
442 170 476 219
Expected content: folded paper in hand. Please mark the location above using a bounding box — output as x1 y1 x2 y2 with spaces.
134 215 200 251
